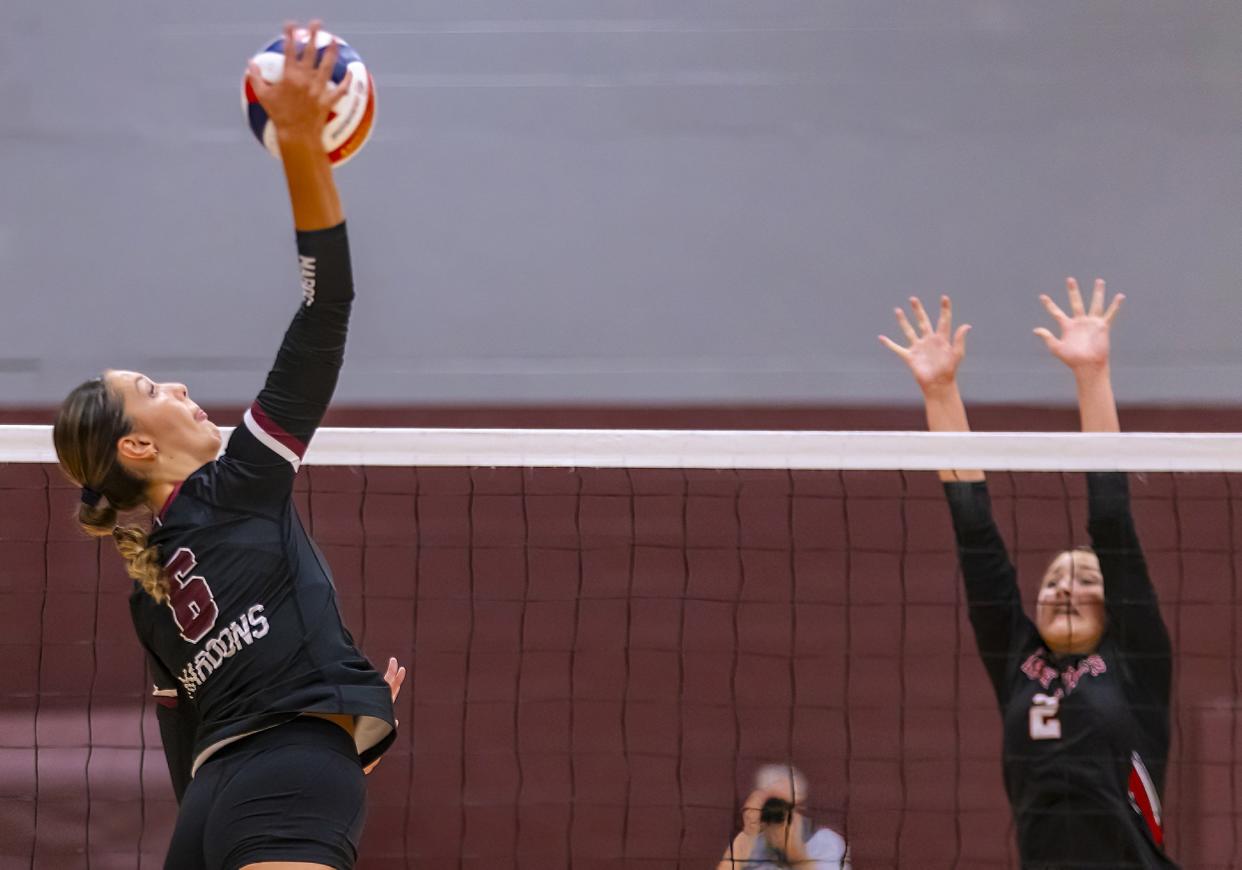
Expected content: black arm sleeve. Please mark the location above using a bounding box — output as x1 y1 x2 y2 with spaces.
219 222 354 498
944 481 1037 704
1087 472 1172 672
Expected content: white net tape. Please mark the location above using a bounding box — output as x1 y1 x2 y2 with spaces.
4 424 1242 470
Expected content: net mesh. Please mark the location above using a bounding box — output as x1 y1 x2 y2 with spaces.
1 429 1240 868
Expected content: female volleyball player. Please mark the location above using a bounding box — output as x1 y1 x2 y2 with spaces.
881 281 1176 868
52 22 398 870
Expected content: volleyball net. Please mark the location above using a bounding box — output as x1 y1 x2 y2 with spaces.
2 426 1240 869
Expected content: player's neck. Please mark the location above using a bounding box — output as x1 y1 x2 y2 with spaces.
144 456 207 516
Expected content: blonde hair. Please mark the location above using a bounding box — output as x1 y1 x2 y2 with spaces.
52 378 168 602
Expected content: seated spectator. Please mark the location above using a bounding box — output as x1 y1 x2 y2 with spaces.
717 764 849 869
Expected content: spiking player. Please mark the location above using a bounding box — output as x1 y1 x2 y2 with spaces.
881 281 1177 868
52 21 402 870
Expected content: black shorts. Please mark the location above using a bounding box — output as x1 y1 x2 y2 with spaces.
165 716 367 870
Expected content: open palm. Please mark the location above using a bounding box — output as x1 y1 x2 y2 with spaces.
880 295 971 393
1034 278 1124 372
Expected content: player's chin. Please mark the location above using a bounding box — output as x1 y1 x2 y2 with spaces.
1036 614 1072 646
1068 615 1104 646
198 424 223 455
1043 617 1102 654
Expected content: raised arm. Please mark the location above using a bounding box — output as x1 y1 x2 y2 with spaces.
879 295 981 482
882 297 1033 701
222 22 356 488
1035 279 1170 662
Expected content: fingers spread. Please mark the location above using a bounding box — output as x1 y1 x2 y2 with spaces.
1103 292 1125 323
1039 293 1068 325
953 323 971 354
894 307 918 343
302 20 322 69
1089 278 1106 316
910 296 933 335
936 294 952 337
1066 277 1085 316
317 37 341 84
878 335 909 358
326 68 354 107
281 21 297 65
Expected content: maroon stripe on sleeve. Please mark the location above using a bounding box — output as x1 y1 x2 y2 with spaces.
249 401 307 459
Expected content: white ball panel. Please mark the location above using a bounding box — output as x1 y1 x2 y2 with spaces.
254 52 285 83
262 120 281 158
323 63 370 146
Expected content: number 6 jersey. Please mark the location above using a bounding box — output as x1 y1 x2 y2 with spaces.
129 223 396 801
945 473 1177 869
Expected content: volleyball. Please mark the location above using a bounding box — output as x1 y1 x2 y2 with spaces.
241 29 376 167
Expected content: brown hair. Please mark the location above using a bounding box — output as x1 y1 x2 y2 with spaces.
52 378 169 602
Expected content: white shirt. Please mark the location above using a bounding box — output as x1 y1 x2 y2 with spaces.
745 827 850 869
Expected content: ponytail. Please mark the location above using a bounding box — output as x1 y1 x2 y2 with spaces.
54 378 169 602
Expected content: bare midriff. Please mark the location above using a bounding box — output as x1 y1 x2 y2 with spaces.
302 711 356 738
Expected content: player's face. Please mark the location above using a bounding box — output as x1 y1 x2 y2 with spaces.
1035 549 1106 655
105 370 222 469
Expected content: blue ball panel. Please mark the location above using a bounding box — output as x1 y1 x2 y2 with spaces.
256 36 359 77
335 43 361 65
329 55 350 84
247 102 269 141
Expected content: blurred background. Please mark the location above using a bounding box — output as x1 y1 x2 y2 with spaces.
1 0 1240 416
3 2 1242 868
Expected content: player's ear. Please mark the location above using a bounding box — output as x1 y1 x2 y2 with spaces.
117 433 157 464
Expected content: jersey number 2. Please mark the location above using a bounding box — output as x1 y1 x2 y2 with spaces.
1028 692 1062 740
164 548 219 643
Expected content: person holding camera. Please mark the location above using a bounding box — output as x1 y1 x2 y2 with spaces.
717 765 850 869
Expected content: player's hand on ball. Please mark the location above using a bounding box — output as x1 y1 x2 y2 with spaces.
246 20 352 142
880 295 972 395
1033 278 1123 375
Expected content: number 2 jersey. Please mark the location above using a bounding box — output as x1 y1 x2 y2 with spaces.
129 223 396 801
945 473 1176 869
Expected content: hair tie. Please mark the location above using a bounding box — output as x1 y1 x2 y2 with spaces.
80 486 103 507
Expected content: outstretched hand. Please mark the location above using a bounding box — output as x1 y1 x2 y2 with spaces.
1033 278 1124 375
879 295 971 395
247 20 352 142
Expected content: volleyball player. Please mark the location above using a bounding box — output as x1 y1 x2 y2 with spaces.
880 281 1177 868
52 22 397 870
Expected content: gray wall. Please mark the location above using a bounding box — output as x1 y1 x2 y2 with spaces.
3 1 1240 407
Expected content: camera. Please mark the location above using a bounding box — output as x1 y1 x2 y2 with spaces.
759 796 793 825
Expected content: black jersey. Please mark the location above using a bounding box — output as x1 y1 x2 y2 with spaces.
945 473 1176 869
129 223 395 801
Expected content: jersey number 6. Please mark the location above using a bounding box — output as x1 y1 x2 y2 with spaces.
1029 692 1063 740
164 548 220 643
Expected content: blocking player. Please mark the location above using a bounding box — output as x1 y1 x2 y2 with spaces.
881 282 1177 868
52 21 398 870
